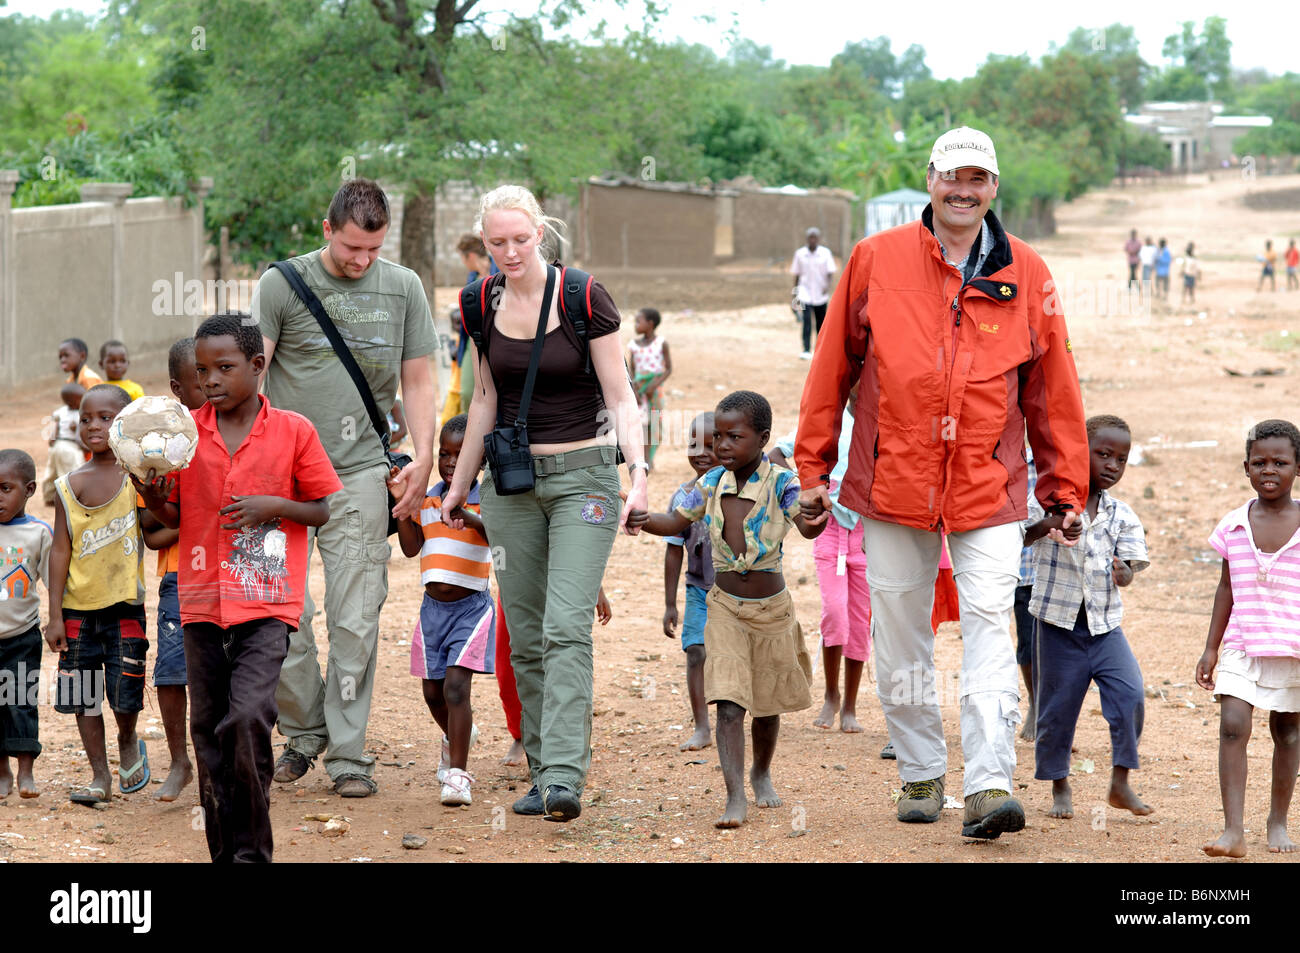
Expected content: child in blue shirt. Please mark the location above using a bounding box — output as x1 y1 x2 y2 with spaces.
663 412 717 751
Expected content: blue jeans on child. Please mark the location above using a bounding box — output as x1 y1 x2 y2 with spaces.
681 585 707 650
1033 605 1144 780
154 572 186 686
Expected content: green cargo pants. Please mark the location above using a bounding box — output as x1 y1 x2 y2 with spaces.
275 462 391 782
479 446 621 797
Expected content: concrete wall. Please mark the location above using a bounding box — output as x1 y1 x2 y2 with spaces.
0 175 211 393
730 191 853 264
580 182 715 270
432 179 478 285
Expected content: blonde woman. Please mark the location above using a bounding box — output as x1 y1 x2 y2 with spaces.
440 185 648 822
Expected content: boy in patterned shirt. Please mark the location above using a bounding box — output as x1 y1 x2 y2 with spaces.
1026 414 1150 821
0 450 53 799
629 390 825 828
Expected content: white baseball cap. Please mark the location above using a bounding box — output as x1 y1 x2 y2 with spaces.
929 126 999 176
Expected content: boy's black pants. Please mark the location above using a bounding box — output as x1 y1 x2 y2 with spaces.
184 618 288 863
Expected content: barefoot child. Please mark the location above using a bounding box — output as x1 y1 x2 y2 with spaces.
628 390 825 828
397 414 496 807
1198 419 1300 857
0 450 52 799
663 412 717 751
1026 414 1151 820
98 340 145 403
136 314 340 861
46 384 150 806
626 308 671 469
135 337 206 801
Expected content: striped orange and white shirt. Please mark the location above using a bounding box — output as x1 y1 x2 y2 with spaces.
418 481 491 591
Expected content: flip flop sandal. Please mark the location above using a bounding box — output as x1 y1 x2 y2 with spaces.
69 785 109 806
119 740 151 794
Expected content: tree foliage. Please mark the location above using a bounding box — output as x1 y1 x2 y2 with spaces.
4 6 1294 262
1148 17 1233 102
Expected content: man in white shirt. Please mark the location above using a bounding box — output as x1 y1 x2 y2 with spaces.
791 227 836 359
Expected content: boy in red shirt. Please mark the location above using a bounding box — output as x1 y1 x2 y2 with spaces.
137 313 340 862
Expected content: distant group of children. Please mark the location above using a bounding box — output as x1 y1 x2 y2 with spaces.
42 338 146 505
1256 238 1300 293
9 298 1300 861
1127 231 1203 303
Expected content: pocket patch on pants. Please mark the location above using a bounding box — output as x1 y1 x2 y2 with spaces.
580 495 611 524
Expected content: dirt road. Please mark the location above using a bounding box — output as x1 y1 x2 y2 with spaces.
3 171 1300 863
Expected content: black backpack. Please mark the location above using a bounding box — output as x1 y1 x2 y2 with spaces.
458 265 597 374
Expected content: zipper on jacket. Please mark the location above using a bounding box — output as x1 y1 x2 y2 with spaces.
952 295 960 326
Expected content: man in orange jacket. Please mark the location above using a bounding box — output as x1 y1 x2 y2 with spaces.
795 127 1090 840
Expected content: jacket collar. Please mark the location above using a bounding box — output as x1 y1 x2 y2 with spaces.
920 205 1017 303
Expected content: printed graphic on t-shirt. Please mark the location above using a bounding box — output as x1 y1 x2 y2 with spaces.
2 562 34 600
324 292 392 326
79 512 137 558
225 519 289 601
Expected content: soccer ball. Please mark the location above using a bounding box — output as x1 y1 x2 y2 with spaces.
108 396 200 481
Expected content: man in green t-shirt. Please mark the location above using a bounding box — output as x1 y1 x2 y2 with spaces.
253 178 437 798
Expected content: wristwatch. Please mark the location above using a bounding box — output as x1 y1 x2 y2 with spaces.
628 461 650 477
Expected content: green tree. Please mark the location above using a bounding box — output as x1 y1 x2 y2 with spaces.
0 21 157 153
1019 50 1121 193
1150 17 1233 102
829 114 931 200
8 114 199 208
1235 122 1300 157
1239 73 1300 124
1118 123 1171 171
833 37 931 98
1058 23 1147 109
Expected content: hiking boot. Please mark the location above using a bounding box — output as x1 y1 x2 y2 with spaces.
542 785 582 822
512 784 544 816
961 789 1026 839
896 776 944 823
273 749 313 784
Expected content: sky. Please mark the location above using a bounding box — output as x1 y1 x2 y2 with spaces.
2 0 1291 81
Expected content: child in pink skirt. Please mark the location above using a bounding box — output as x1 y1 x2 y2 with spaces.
1199 419 1300 857
774 402 869 733
774 399 960 748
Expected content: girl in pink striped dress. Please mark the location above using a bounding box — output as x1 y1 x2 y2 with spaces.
1198 419 1300 857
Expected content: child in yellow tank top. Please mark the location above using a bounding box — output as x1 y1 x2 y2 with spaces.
45 384 150 807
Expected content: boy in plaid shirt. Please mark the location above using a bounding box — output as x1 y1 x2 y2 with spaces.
1026 415 1150 821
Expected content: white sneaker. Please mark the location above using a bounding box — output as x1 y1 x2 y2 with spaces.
441 767 474 806
799 351 813 360
437 723 479 782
